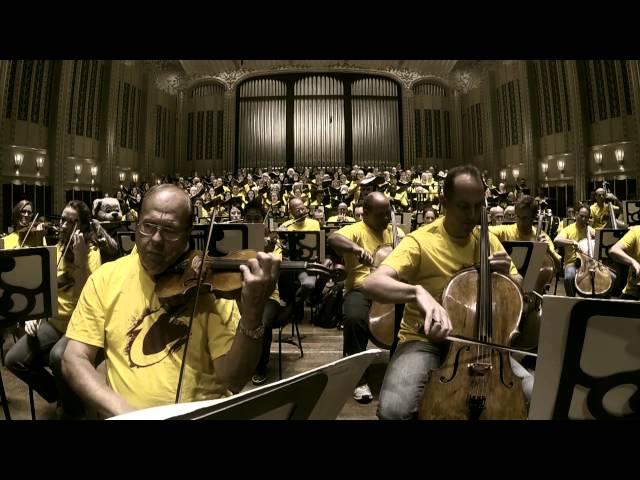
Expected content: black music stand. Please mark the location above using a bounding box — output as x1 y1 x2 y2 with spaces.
110 349 384 420
0 247 57 420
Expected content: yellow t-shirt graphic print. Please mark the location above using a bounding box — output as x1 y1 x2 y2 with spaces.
124 303 191 368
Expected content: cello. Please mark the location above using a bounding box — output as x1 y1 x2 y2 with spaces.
574 229 615 298
367 208 399 349
419 203 528 420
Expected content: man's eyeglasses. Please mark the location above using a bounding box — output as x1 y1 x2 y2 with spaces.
137 222 184 241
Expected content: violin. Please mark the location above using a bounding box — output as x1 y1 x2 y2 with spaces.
17 213 45 248
419 202 528 420
155 249 340 307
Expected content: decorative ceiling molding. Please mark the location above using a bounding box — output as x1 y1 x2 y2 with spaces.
170 63 455 93
452 71 480 94
144 60 472 95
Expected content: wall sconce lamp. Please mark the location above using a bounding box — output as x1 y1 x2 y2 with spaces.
557 159 565 177
14 152 24 175
35 156 45 176
594 151 603 171
132 172 139 184
541 162 549 178
615 148 625 170
512 168 520 181
499 169 507 181
74 163 82 183
90 165 98 185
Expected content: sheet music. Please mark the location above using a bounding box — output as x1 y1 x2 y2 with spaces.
109 349 384 420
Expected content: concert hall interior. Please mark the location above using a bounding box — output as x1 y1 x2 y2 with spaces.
1 59 639 421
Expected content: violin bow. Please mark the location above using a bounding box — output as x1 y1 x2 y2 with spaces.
57 222 78 268
175 211 218 404
19 212 40 248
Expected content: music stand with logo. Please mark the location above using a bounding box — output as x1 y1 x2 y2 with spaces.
0 246 57 420
529 296 640 419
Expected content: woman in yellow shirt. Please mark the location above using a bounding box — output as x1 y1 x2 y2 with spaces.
5 200 102 418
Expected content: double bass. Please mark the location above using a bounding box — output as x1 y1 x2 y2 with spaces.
534 207 557 295
368 208 399 349
602 181 626 229
419 203 528 420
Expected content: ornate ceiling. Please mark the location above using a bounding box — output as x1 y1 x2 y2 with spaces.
144 60 499 95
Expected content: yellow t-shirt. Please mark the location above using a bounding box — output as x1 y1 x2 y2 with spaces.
283 217 321 231
53 242 102 333
590 203 620 230
489 223 561 264
65 253 240 410
394 191 409 208
382 217 518 345
555 223 594 265
1 231 48 249
333 222 405 293
614 226 640 295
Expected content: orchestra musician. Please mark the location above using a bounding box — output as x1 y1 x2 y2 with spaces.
489 196 562 271
608 226 640 300
489 205 504 226
5 200 103 419
422 208 437 225
360 165 533 420
354 205 364 222
554 205 596 297
279 198 320 231
327 202 356 223
1 200 47 248
327 192 405 404
243 202 287 385
591 187 623 230
61 185 280 417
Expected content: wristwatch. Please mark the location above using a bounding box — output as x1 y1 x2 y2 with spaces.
237 323 265 339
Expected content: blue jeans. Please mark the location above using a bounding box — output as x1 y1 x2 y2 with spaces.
564 263 577 297
377 340 534 420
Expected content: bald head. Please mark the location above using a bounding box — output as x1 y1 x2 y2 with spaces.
363 191 389 212
363 192 391 232
141 184 192 228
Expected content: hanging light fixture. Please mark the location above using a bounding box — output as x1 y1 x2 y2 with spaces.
119 171 126 188
499 169 507 181
132 172 139 184
557 159 565 177
512 168 520 181
74 163 82 183
90 165 98 186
